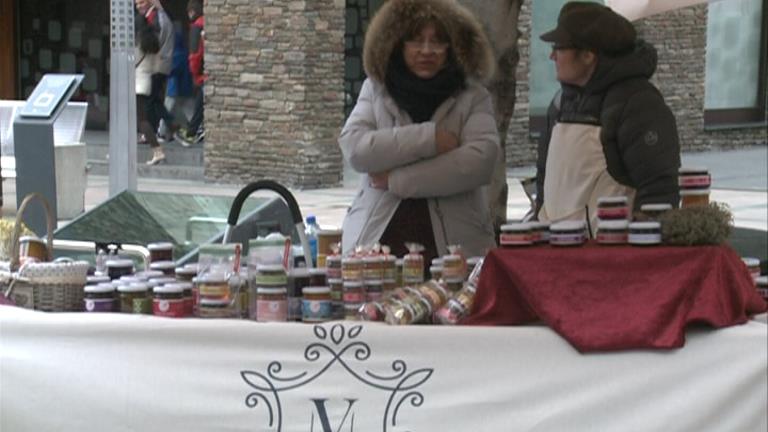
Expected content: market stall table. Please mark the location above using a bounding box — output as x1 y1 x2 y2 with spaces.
0 306 766 431
467 243 767 351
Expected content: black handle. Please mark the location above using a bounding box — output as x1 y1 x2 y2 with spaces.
226 180 303 226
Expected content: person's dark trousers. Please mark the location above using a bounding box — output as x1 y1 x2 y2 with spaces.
188 83 204 135
148 73 174 132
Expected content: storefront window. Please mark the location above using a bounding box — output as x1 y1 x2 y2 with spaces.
17 0 110 129
704 0 767 127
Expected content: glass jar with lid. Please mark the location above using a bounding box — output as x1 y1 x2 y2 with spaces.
84 283 116 313
302 286 332 323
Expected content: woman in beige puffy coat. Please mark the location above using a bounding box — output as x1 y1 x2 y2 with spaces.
339 0 499 262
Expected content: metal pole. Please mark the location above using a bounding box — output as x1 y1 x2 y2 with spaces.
109 0 138 196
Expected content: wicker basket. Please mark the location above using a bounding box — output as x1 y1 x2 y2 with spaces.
0 193 89 312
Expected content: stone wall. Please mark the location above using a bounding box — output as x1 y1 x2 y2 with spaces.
205 0 345 188
504 3 766 168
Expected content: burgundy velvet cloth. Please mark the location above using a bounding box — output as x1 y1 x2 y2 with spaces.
464 243 767 352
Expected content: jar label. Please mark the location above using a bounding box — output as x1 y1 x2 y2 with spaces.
84 298 114 312
132 297 152 314
596 232 628 244
257 299 288 322
678 174 711 188
199 281 230 298
302 299 332 322
499 233 535 245
343 291 366 303
153 299 185 317
596 206 628 219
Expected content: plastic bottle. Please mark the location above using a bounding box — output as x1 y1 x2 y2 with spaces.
304 215 320 267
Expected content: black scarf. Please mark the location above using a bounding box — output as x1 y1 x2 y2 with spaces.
384 51 466 123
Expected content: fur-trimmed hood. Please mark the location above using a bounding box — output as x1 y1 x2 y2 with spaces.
363 0 496 84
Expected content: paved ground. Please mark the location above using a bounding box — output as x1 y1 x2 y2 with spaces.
1 146 765 232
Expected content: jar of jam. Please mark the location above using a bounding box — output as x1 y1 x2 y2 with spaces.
256 287 288 322
429 265 443 281
365 279 384 303
628 221 662 246
175 265 198 282
678 167 711 189
433 285 476 325
344 302 364 321
147 242 174 262
414 280 449 311
86 275 111 286
199 298 233 318
756 276 768 301
441 254 464 281
500 223 534 247
549 221 587 246
106 259 134 280
343 280 366 305
308 268 327 286
118 283 150 314
255 264 288 286
383 255 397 280
341 257 363 281
529 222 550 245
84 283 115 312
640 203 673 221
596 196 629 220
395 258 404 287
465 256 482 280
172 281 194 316
327 278 344 320
444 278 464 293
197 272 231 302
363 255 385 281
596 220 629 245
742 257 761 281
19 236 48 265
302 286 332 323
680 189 710 208
153 283 186 318
358 301 387 322
287 268 310 322
402 253 424 284
326 255 342 280
149 260 176 277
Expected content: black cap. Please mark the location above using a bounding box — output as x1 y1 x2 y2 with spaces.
540 2 636 56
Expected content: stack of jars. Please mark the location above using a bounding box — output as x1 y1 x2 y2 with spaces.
302 268 332 323
249 263 288 322
679 166 711 208
595 196 631 246
196 243 243 319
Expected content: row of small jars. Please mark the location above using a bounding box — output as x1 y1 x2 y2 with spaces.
84 262 198 317
501 219 669 247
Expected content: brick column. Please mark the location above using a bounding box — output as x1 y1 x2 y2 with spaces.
205 0 345 188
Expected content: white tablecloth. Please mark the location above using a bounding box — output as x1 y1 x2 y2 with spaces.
1 306 766 432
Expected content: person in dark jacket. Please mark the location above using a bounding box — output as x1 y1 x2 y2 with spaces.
175 0 206 146
535 2 681 232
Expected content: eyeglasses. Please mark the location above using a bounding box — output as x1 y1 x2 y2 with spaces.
404 40 450 54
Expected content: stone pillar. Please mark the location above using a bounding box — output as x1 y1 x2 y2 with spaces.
205 0 345 188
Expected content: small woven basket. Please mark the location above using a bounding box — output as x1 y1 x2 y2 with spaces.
1 193 89 312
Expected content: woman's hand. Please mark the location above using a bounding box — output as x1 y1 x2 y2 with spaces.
435 129 459 155
369 171 390 190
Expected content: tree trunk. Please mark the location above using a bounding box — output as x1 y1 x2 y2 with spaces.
458 0 524 233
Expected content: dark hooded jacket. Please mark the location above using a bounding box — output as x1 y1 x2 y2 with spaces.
535 41 681 213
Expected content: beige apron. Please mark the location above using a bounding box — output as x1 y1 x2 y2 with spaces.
538 123 635 236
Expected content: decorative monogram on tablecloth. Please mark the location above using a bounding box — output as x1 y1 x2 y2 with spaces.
241 323 434 432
